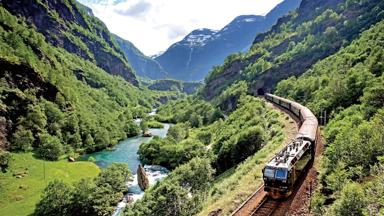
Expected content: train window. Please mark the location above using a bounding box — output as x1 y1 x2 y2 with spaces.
275 169 287 180
264 168 275 178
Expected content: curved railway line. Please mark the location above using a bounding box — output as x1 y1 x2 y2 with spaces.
230 94 322 216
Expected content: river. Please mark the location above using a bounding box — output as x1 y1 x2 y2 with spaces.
82 123 170 173
81 110 171 215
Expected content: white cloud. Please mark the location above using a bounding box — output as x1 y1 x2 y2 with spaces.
79 0 283 55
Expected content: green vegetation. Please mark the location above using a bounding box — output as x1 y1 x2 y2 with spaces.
198 109 291 215
0 6 172 160
131 95 284 215
34 163 130 216
0 153 100 216
147 79 203 94
156 96 222 126
139 123 206 169
142 96 280 171
275 21 384 215
125 157 214 216
213 81 248 112
0 3 175 215
0 150 11 172
203 0 384 99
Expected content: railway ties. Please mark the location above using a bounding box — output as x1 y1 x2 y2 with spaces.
250 197 280 216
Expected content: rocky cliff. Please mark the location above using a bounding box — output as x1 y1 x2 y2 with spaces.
1 0 138 85
114 34 168 80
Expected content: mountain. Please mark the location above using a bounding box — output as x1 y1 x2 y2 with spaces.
155 0 302 81
203 0 384 99
0 0 169 155
114 34 169 80
147 79 202 94
1 0 138 85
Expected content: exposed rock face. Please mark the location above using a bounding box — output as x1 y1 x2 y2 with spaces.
137 165 149 191
114 34 168 80
1 0 138 85
203 59 245 100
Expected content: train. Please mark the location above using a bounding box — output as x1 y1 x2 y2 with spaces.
263 93 319 199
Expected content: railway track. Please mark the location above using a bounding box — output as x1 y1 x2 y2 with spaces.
230 96 319 216
230 186 282 216
250 196 280 216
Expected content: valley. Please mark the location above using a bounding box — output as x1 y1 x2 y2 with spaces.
1 0 384 215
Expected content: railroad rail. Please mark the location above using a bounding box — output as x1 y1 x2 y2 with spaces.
250 196 280 216
230 186 266 216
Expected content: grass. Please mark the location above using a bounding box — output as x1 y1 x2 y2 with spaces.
197 108 297 215
0 153 100 216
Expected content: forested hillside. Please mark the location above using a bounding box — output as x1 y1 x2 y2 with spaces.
0 1 175 214
1 0 383 215
0 2 170 159
1 0 138 84
203 0 384 99
275 20 384 215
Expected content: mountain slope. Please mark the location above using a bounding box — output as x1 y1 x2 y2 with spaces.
155 0 302 81
114 34 168 80
0 1 166 155
1 0 138 85
203 0 384 99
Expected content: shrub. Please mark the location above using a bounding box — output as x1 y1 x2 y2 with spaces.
37 133 64 161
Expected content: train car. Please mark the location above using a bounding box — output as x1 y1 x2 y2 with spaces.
263 94 318 199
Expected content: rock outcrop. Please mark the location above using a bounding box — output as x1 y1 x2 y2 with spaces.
142 131 152 137
137 165 149 191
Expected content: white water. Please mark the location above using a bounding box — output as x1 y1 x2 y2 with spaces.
112 165 169 216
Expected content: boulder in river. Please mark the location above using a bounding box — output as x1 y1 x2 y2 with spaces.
142 131 152 137
137 165 149 191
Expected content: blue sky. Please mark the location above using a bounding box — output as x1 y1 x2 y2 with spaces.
78 0 283 55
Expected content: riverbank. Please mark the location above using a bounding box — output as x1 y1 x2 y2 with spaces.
0 153 100 216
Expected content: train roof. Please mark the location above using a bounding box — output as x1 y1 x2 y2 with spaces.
266 139 312 170
296 119 318 142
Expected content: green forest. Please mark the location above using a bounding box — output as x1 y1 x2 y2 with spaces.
1 0 384 215
128 94 285 215
275 20 384 215
0 1 174 214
